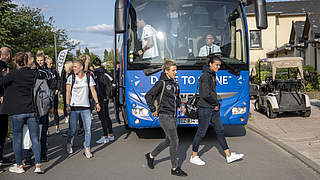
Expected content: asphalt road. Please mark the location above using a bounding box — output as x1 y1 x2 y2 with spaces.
1 108 320 180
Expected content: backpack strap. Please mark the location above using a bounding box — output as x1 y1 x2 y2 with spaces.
159 80 166 105
71 73 76 92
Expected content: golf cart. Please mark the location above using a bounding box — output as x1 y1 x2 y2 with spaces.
254 57 311 118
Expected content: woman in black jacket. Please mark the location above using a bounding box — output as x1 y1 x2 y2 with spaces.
145 60 187 177
0 52 43 174
189 55 244 166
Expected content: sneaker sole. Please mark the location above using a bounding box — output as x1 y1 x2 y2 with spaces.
190 160 205 166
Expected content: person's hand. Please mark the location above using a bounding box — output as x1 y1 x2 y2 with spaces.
152 111 158 117
49 108 54 114
214 105 219 111
0 96 3 103
96 104 101 112
66 105 71 114
183 109 187 115
55 90 59 95
138 50 143 56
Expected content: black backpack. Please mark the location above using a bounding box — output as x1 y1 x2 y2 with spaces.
95 70 115 99
185 82 200 119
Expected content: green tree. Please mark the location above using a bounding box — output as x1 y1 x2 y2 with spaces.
0 0 77 63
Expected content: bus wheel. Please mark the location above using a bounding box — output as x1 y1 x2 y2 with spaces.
301 110 311 117
266 103 277 119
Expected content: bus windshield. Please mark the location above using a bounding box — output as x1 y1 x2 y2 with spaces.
127 0 248 70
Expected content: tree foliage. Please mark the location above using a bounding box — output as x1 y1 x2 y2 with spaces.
0 0 77 62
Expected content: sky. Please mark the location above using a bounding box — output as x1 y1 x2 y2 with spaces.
12 0 294 58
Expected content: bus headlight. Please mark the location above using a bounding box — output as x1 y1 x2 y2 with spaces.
232 107 247 115
132 108 149 116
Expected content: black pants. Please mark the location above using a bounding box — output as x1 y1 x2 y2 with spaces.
97 99 113 136
0 114 8 160
53 94 59 126
39 114 49 157
62 89 68 117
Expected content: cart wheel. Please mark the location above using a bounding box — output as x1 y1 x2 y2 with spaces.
266 103 277 119
301 110 311 117
254 100 260 112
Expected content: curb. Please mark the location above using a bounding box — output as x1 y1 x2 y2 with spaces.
247 124 320 175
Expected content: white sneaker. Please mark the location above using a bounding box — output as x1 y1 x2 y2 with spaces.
64 117 69 123
56 128 60 134
96 136 109 144
108 135 115 141
190 156 205 165
66 144 73 154
9 164 25 174
226 152 244 163
34 167 44 174
84 148 93 159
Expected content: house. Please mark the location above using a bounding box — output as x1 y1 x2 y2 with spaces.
246 0 320 73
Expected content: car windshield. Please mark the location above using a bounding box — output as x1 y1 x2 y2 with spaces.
127 0 248 69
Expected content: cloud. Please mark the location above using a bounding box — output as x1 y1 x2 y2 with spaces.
69 24 114 36
12 1 52 12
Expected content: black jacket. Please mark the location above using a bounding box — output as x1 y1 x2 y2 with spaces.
0 68 36 115
198 65 220 108
145 72 181 116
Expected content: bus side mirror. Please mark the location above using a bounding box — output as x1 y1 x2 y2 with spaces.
115 0 127 33
255 0 268 29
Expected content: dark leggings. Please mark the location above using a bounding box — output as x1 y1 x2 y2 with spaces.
53 94 59 126
97 99 113 136
192 107 229 152
0 114 8 160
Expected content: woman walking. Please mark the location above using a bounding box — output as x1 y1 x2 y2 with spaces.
65 59 100 158
0 52 43 174
189 55 244 166
145 59 187 177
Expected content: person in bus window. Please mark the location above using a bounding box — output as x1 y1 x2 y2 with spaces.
145 60 187 177
137 17 159 59
198 34 221 57
189 55 244 166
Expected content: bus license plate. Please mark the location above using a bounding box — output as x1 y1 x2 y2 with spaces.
180 118 198 124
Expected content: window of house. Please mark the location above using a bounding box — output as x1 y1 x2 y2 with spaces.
250 30 262 48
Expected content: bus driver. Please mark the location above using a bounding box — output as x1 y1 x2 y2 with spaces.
198 34 221 57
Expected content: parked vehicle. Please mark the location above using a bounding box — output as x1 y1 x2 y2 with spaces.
254 57 311 118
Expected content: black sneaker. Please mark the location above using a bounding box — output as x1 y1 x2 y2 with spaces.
41 156 48 163
0 157 13 166
145 153 154 169
171 167 188 177
24 157 34 166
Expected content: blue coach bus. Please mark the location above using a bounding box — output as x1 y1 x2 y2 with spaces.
113 0 267 129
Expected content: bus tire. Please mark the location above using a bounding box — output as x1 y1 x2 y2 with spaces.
301 110 311 117
266 102 277 119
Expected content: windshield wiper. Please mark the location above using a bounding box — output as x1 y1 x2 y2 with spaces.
143 67 162 76
220 59 240 77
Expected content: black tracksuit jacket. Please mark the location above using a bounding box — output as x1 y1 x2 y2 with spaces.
145 72 181 117
198 65 220 108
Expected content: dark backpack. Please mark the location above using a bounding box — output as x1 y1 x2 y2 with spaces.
95 70 115 99
33 70 54 117
185 82 200 119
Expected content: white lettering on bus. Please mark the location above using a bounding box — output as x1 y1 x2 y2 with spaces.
151 76 158 84
188 76 195 84
150 75 231 85
216 76 229 85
